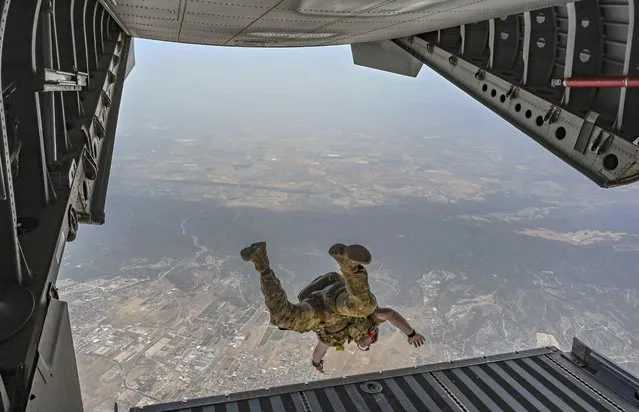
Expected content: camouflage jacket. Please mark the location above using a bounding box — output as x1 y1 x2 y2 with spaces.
299 272 377 347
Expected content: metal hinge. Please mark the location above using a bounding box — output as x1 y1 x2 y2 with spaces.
506 85 520 99
544 106 561 124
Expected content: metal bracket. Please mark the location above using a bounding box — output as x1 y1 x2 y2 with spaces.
506 85 520 99
2 82 16 101
93 115 105 140
39 69 88 92
48 283 58 300
574 111 600 153
570 337 639 405
101 90 112 108
544 106 562 124
595 133 614 156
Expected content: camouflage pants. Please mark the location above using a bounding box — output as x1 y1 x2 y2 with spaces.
259 265 377 333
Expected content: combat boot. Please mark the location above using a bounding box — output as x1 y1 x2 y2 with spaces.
328 243 371 273
241 241 270 273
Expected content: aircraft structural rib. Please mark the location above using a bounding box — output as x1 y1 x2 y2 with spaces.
0 1 131 410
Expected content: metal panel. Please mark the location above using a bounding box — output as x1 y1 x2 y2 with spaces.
351 40 422 77
86 33 130 225
108 0 578 47
131 346 639 412
125 36 135 78
25 299 83 412
0 0 128 408
393 35 639 188
570 337 639 406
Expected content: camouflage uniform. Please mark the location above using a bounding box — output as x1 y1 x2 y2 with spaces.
242 242 378 346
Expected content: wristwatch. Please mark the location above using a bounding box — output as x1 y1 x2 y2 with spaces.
407 329 416 338
312 359 323 368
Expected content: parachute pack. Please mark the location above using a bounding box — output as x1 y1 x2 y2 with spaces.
297 272 343 302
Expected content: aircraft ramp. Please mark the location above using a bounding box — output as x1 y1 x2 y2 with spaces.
132 338 639 412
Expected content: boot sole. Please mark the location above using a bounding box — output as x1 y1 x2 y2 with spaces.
328 243 371 265
240 241 266 261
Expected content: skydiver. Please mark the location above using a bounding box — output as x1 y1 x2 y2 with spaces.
240 241 425 373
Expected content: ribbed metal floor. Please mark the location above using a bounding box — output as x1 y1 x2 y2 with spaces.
131 343 639 412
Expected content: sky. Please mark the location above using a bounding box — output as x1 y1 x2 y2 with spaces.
117 38 558 157
123 39 467 100
121 38 499 117
113 38 613 197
